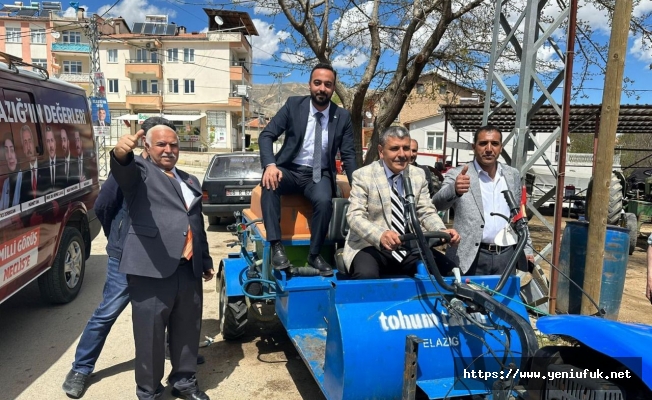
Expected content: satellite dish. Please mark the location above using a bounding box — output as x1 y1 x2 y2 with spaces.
52 32 60 39
214 16 223 26
365 111 372 118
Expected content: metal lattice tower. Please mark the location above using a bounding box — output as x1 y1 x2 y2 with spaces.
85 16 108 177
482 0 573 260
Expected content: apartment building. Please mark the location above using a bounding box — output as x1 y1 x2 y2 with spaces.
0 4 257 151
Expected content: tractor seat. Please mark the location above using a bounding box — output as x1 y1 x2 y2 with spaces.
243 175 351 243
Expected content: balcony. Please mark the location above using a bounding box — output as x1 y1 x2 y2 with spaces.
55 73 91 83
125 59 162 79
51 42 91 53
126 90 163 109
230 62 251 82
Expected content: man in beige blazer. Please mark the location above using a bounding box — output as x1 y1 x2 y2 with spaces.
343 126 460 279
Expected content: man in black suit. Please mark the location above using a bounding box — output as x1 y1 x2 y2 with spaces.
73 129 87 182
111 117 214 400
19 124 47 202
44 126 65 192
59 128 76 186
93 107 110 127
258 63 357 276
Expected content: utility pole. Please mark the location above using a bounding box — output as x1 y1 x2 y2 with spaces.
83 13 108 177
270 72 291 111
582 0 633 315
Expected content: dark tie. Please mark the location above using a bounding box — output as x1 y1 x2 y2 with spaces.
32 168 37 198
164 170 193 260
390 174 407 262
313 112 323 183
51 161 55 186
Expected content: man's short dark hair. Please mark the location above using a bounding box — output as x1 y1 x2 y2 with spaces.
473 124 503 144
141 117 176 134
310 63 337 81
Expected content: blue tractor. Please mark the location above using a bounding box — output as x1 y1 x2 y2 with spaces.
217 177 652 399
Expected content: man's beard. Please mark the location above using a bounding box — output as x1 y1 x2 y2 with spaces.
311 92 330 107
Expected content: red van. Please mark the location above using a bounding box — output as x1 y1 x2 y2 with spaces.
0 52 100 304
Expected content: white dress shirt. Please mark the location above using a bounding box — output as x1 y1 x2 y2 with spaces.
474 160 510 244
165 168 195 208
292 103 330 167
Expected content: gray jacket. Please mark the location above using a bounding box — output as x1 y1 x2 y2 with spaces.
433 162 533 273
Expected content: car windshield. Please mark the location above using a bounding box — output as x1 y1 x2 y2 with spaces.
208 155 262 179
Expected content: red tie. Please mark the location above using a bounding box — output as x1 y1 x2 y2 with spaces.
165 170 193 260
32 169 37 198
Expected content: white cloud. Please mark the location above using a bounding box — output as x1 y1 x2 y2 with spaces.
199 27 208 34
63 6 82 18
331 49 368 69
253 0 281 16
251 19 290 61
331 1 375 48
97 0 176 27
630 35 652 62
280 51 306 64
634 0 652 17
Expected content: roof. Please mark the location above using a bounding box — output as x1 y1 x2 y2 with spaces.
441 104 652 134
105 33 207 40
203 9 259 36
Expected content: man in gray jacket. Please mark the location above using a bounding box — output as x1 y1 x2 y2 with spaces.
433 124 533 275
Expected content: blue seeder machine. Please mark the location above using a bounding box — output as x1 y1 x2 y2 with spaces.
217 177 652 399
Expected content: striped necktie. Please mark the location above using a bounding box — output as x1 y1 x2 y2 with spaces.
164 170 193 260
390 174 407 262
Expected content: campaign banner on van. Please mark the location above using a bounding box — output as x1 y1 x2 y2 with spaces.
0 228 40 289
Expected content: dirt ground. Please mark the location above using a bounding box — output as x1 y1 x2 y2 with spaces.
525 214 652 325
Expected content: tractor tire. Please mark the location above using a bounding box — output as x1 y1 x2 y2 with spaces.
38 227 86 304
218 271 247 340
586 172 623 225
625 212 638 255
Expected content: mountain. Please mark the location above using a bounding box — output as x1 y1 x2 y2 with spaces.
249 82 309 117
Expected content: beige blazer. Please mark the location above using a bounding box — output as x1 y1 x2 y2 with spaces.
343 161 446 270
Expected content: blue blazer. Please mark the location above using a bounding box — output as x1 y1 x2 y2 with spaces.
258 96 357 189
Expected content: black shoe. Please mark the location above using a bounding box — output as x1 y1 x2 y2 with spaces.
171 388 210 400
271 241 290 270
308 254 334 277
62 369 89 398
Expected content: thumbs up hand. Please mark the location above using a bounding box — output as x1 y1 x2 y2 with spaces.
455 164 471 196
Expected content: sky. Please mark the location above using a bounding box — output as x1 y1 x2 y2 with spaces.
70 0 652 105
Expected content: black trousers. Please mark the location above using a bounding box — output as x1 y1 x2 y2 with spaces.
261 165 333 255
467 245 528 276
350 246 443 279
128 260 202 400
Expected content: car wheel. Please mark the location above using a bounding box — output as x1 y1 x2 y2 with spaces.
218 270 247 340
38 227 86 304
208 216 220 225
624 213 637 255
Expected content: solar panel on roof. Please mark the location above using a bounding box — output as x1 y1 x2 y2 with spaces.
143 23 155 34
165 24 176 35
132 22 144 33
16 8 37 16
41 1 61 10
154 24 166 35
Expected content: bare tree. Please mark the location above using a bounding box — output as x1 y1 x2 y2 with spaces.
255 0 652 166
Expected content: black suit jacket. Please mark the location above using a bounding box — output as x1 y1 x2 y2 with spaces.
110 152 213 279
20 163 49 202
258 96 357 190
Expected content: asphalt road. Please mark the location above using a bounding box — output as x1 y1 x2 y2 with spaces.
0 166 325 400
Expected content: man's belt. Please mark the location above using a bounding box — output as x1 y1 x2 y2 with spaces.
479 243 514 254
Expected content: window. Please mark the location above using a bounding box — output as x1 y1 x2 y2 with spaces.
6 27 21 43
108 79 119 93
184 79 195 94
183 48 194 63
31 29 45 44
63 60 82 74
137 79 148 93
62 30 81 43
150 50 158 63
32 58 47 71
107 49 118 63
168 79 179 94
439 84 447 95
416 83 425 94
167 48 179 62
426 131 444 151
136 49 148 62
151 79 158 94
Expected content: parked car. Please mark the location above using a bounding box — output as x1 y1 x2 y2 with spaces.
0 52 101 305
202 152 262 224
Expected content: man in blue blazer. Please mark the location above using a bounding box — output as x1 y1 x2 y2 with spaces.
111 118 214 400
258 63 357 276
